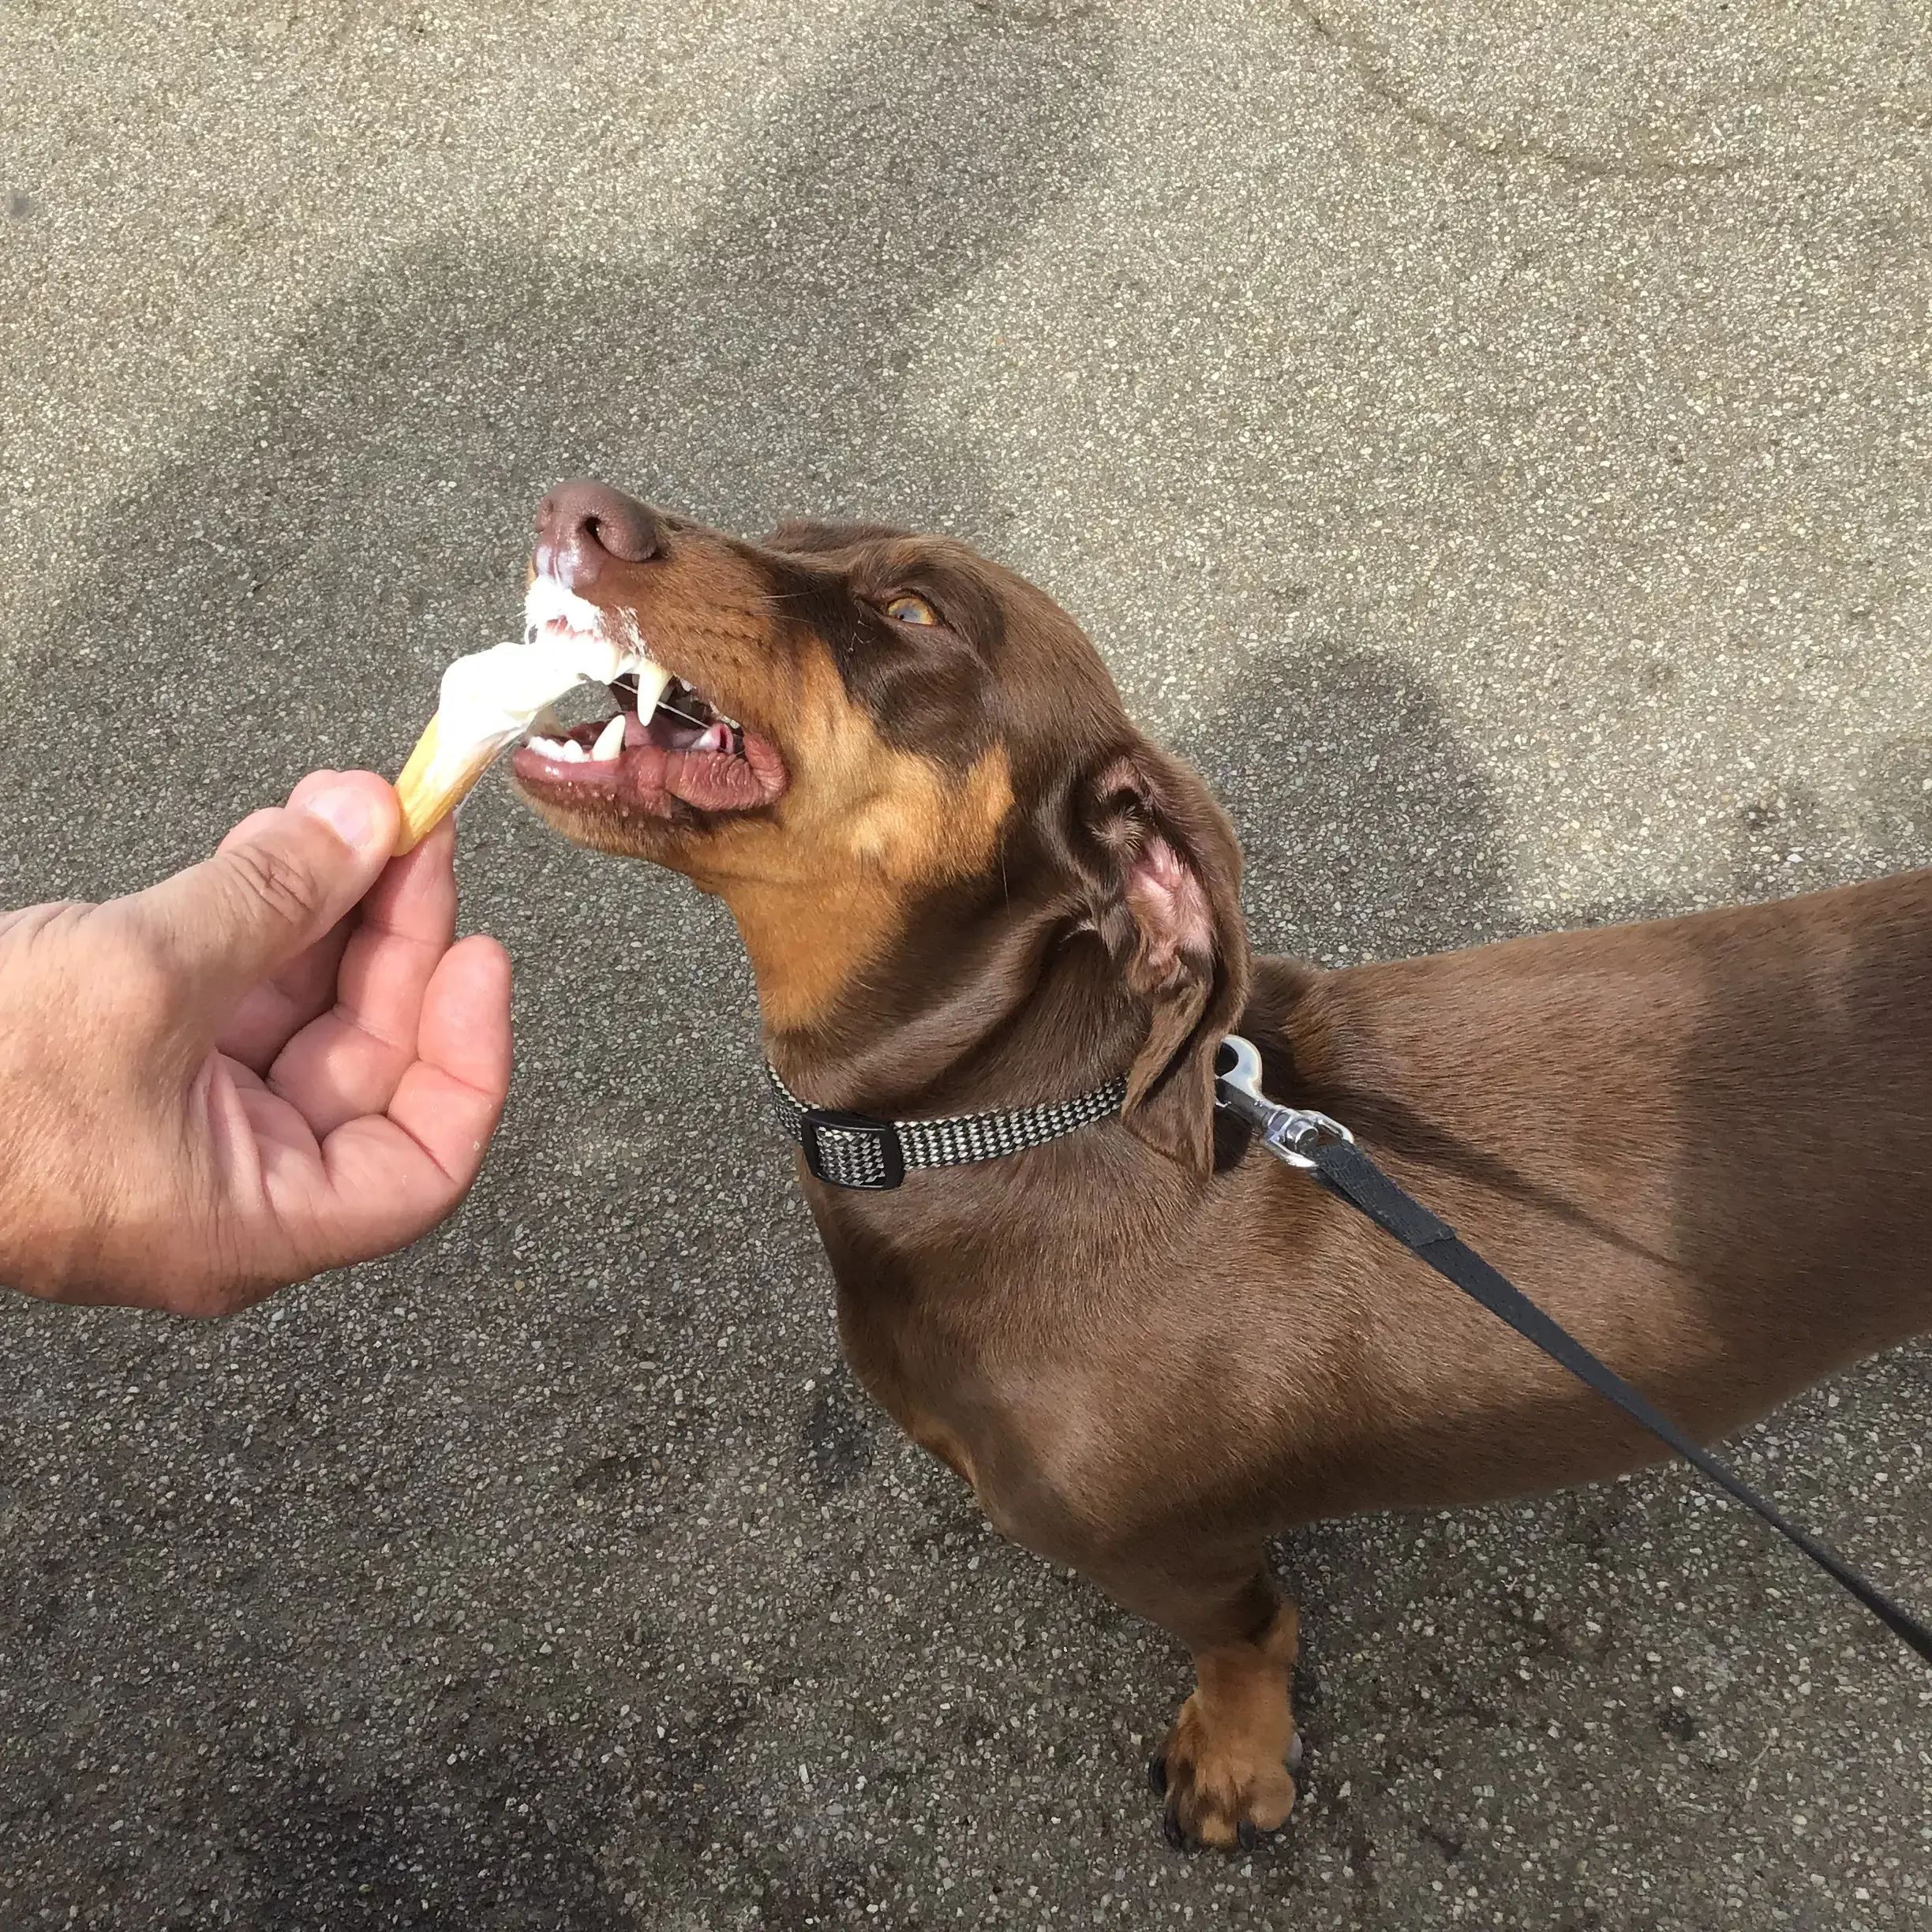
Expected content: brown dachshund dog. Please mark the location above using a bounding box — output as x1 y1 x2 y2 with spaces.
511 477 1932 1849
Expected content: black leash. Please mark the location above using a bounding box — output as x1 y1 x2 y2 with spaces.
1214 1034 1932 1667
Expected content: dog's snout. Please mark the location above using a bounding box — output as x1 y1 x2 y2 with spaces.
534 477 664 589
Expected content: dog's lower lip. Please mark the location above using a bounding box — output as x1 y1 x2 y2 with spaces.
511 690 787 818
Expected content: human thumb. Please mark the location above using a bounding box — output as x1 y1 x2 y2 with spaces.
123 772 402 1019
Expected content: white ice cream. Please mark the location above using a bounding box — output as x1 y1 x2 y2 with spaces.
417 578 673 794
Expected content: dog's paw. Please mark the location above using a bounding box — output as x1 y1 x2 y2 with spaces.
1148 1701 1301 1852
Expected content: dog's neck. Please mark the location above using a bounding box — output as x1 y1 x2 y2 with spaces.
743 875 1148 1121
713 871 919 1039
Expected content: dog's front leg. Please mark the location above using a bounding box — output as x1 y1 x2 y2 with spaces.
1088 1547 1301 1851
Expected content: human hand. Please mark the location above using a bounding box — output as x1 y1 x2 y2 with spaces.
0 771 512 1315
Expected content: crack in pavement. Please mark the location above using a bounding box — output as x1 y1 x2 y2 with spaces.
1287 2 1762 183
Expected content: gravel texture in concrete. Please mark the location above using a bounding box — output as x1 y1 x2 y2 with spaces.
3 2 1930 1926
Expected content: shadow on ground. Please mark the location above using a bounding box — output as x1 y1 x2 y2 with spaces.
0 0 1114 908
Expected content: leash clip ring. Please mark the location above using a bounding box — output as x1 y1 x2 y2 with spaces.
1213 1034 1355 1171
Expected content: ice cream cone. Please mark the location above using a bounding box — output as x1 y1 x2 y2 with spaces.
393 711 505 855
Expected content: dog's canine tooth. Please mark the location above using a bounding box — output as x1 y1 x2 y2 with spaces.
590 715 627 762
631 659 672 724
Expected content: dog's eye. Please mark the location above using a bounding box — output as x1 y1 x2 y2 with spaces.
884 593 941 627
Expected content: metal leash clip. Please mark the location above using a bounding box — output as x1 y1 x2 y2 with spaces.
1212 1034 1355 1170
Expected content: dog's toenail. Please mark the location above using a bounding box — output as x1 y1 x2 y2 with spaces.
1287 1731 1305 1772
1162 1810 1189 1852
1147 1753 1168 1796
1237 1820 1258 1852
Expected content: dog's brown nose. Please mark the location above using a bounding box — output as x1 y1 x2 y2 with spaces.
534 478 664 590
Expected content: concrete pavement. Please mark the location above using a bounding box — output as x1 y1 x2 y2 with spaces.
2 2 1930 1924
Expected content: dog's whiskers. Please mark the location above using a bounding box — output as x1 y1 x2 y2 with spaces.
653 699 715 731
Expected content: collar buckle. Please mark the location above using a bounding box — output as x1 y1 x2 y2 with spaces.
798 1108 908 1191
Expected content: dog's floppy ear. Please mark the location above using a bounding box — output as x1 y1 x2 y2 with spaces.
1073 741 1251 1174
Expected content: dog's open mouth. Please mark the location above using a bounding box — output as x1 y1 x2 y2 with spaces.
508 580 787 818
512 674 786 815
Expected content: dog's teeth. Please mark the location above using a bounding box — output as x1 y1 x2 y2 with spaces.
612 655 672 723
633 659 672 724
590 715 627 762
558 740 588 763
695 721 730 754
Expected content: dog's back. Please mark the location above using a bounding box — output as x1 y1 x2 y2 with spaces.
1229 867 1932 1511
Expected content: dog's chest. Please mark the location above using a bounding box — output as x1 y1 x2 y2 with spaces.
804 1192 1061 1490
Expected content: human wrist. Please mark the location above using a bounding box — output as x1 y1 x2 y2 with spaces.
0 903 109 1301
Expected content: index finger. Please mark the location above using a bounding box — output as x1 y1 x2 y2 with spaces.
260 814 462 1136
302 933 513 1261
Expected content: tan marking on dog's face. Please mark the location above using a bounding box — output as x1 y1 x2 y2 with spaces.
691 674 1013 1032
516 521 1020 1032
